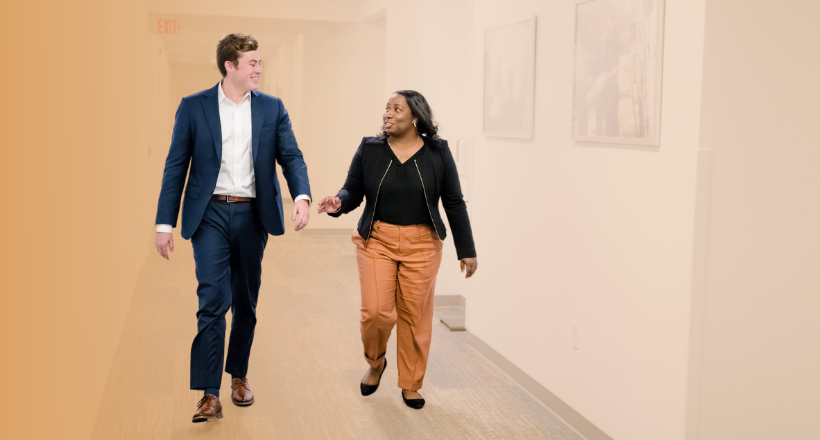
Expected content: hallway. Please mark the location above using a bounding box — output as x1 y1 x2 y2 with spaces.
91 226 580 440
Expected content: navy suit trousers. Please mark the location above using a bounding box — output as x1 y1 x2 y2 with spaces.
190 199 268 390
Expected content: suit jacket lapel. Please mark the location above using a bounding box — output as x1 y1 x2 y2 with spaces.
201 83 222 163
251 91 263 165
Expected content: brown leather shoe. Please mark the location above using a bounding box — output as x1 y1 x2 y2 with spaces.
192 394 223 423
231 377 255 406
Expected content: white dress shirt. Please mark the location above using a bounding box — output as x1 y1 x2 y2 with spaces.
157 82 309 233
215 81 255 197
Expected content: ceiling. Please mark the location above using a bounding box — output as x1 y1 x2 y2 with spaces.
150 1 386 66
148 0 386 23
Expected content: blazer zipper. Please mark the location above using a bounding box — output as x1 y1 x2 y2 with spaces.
414 160 443 241
366 160 393 241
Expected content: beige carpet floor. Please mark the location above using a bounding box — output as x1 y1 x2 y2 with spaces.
91 227 581 440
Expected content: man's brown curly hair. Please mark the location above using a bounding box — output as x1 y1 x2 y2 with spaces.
216 34 258 77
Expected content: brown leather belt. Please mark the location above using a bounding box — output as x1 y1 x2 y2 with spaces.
211 195 254 203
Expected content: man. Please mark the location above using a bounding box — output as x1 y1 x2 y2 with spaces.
154 33 311 422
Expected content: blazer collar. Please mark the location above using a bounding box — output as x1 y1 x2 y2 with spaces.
201 84 263 165
251 90 262 164
201 83 222 162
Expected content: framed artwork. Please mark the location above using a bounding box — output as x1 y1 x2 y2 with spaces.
572 0 665 146
483 16 537 139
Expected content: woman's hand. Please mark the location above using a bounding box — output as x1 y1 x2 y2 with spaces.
460 257 477 279
316 196 342 214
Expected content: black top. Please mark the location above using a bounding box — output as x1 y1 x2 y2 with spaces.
329 137 476 260
374 146 430 225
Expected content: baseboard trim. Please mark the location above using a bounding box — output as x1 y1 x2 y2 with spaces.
465 332 613 440
300 228 354 235
434 294 466 307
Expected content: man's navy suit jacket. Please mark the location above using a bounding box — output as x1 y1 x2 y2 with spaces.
155 83 311 239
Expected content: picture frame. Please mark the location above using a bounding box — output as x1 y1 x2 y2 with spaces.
571 0 665 146
482 15 537 139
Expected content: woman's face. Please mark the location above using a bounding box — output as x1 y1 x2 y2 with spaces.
383 93 417 137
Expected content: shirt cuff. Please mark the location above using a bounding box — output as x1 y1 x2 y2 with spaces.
294 194 311 206
156 224 173 233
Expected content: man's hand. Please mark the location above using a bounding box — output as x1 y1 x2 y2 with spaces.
316 196 341 214
460 257 478 279
156 232 174 260
292 199 310 231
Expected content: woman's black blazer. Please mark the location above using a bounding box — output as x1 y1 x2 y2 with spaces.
329 136 476 260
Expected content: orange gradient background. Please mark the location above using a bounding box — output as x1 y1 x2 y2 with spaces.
2 2 154 439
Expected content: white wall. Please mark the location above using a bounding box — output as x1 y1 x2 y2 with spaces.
465 1 706 439
298 22 363 229
356 12 387 139
385 0 475 140
687 1 820 439
385 0 477 297
169 63 222 108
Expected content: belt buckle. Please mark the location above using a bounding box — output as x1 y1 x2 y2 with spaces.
226 195 234 203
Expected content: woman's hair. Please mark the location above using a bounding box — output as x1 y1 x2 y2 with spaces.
379 90 440 140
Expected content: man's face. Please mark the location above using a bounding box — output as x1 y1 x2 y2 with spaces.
225 50 263 92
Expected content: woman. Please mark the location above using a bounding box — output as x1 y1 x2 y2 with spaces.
317 90 478 409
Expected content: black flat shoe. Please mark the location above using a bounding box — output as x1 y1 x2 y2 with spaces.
360 359 387 396
402 390 425 409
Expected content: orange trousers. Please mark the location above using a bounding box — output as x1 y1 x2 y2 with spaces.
352 221 443 391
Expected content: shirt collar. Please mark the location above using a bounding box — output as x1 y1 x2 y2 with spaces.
217 81 252 104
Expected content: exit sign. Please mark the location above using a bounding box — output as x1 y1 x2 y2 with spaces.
158 19 180 34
